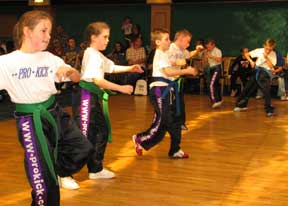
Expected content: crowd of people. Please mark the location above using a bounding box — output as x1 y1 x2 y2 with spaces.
1 9 288 206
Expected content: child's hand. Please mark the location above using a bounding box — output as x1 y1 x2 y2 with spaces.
56 67 80 82
119 85 133 94
56 67 72 81
131 65 144 73
195 45 204 52
176 59 187 66
185 66 198 76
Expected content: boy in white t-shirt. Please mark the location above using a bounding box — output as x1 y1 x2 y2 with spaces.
234 38 277 117
205 39 223 108
168 29 202 130
132 28 197 159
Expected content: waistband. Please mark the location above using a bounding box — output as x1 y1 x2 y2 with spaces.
15 95 58 185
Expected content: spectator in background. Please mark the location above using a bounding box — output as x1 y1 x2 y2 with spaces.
121 16 133 49
130 24 142 41
62 38 80 90
54 24 69 48
107 41 128 65
274 50 288 100
126 36 146 67
126 36 146 87
49 39 64 57
63 38 80 68
106 41 128 85
77 41 88 71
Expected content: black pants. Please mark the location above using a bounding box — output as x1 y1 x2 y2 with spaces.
230 69 250 91
179 78 186 125
16 104 92 206
206 65 222 103
73 87 109 173
134 86 182 156
236 69 274 113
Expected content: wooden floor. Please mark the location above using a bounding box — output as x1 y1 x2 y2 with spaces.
1 95 288 206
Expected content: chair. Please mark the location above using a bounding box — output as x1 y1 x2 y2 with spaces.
221 56 236 95
186 57 205 94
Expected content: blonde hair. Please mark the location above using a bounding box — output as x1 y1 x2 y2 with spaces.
13 10 52 49
174 29 192 41
264 38 276 49
151 28 169 44
84 22 110 44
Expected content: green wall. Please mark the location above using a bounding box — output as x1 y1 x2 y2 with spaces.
172 2 288 56
1 2 288 57
54 4 151 53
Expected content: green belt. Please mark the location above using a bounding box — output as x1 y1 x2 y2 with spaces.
177 77 184 92
16 96 58 184
79 80 116 143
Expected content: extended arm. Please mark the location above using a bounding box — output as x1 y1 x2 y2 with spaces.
56 66 80 82
93 78 133 95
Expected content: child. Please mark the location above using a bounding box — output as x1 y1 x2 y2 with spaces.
234 38 277 117
132 28 197 158
168 29 202 130
72 22 143 180
204 39 223 108
0 10 92 205
229 47 253 97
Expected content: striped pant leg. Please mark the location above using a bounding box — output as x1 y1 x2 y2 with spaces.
17 116 59 206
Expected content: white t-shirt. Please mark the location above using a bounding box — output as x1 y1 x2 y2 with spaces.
150 49 176 88
0 50 70 104
81 47 122 82
168 42 190 69
207 47 222 67
249 48 276 70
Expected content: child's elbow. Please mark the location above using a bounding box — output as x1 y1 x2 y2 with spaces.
71 74 80 83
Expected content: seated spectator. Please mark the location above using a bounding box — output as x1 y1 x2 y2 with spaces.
229 47 253 97
54 24 69 48
126 36 146 67
273 50 288 100
107 41 128 65
77 41 88 71
62 38 80 90
126 36 147 86
63 38 80 68
130 24 142 42
106 42 129 85
49 38 64 57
